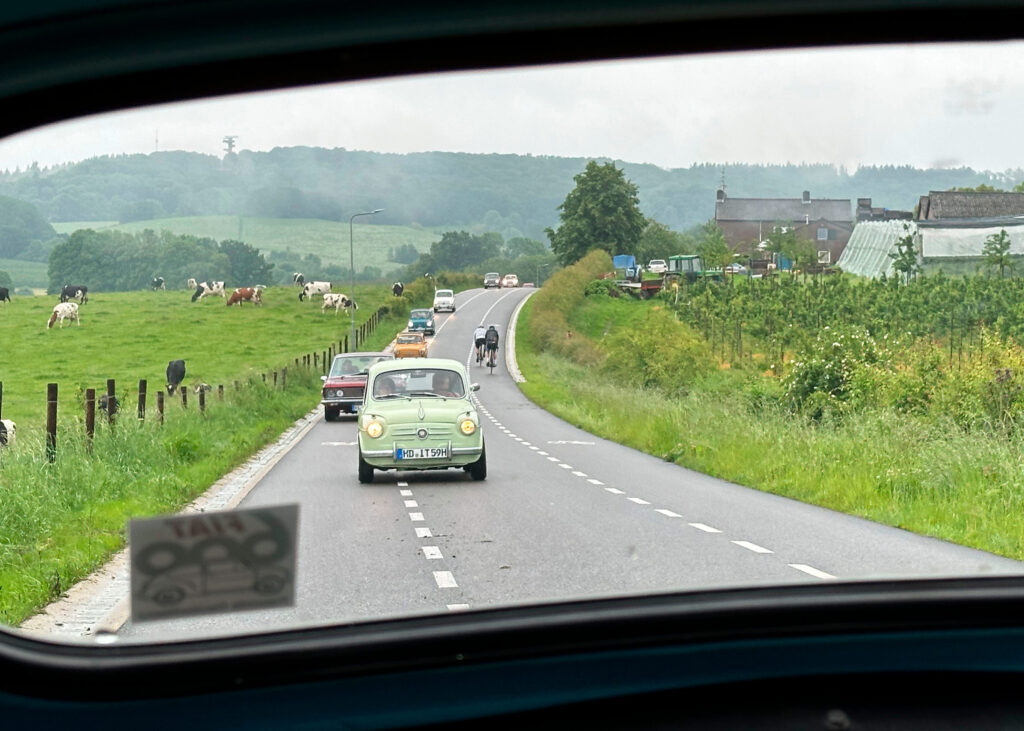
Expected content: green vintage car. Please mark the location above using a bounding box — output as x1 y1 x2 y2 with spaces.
357 358 485 483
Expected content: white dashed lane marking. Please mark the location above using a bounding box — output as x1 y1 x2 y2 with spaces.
415 527 433 538
409 513 425 522
558 463 573 469
689 523 722 533
628 498 651 505
321 441 357 446
447 604 471 611
605 488 625 495
422 546 443 560
400 490 413 497
790 564 836 579
733 540 773 554
655 509 682 518
588 479 604 485
572 471 587 477
404 500 419 508
397 482 409 487
434 571 459 588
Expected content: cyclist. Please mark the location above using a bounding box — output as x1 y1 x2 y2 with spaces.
484 324 499 366
473 323 487 363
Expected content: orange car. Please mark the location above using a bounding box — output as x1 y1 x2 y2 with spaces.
393 331 428 358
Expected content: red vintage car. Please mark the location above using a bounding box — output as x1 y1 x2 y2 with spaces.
320 352 394 421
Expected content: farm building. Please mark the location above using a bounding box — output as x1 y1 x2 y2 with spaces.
714 189 854 263
914 191 1024 274
835 220 916 278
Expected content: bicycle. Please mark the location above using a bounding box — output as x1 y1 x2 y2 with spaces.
486 346 497 374
475 341 485 366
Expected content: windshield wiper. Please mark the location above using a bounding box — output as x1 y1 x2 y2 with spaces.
407 391 441 398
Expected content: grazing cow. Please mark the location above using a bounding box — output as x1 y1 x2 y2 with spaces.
321 292 358 314
166 360 186 394
59 284 88 304
47 302 79 328
187 278 197 289
191 280 226 302
99 393 119 415
299 281 332 301
151 277 165 290
292 272 304 286
0 286 10 303
226 286 263 306
0 419 15 447
392 281 404 297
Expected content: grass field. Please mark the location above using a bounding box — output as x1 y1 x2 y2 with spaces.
55 216 443 271
0 258 49 290
0 282 422 625
0 284 402 430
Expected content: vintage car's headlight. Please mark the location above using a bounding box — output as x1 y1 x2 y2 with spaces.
459 418 476 436
366 420 384 438
407 320 414 328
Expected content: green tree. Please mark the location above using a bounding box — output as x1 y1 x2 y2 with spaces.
983 228 1013 279
635 219 691 263
697 220 731 271
888 226 920 283
546 161 645 266
219 239 275 284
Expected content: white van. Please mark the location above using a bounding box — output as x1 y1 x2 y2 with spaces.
432 289 456 312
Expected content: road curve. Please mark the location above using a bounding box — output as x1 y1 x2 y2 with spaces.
119 286 1024 642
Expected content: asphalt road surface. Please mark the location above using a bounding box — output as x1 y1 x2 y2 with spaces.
120 286 1024 642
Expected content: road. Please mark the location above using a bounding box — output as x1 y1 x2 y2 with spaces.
120 286 1024 642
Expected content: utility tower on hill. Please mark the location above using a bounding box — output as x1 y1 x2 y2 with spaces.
222 135 237 155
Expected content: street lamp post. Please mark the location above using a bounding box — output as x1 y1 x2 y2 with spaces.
349 208 383 350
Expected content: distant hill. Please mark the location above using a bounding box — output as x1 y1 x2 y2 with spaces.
3 149 1022 239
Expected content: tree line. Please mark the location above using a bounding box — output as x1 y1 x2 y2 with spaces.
3 148 1021 241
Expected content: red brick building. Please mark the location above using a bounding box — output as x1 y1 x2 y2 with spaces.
714 190 854 263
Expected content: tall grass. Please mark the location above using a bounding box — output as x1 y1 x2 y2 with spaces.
0 370 322 625
515 267 1024 564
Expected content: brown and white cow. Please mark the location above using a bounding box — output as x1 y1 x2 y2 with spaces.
226 287 263 306
321 292 357 314
47 302 80 328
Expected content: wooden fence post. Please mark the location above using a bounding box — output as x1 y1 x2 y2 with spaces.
218 384 224 400
262 373 267 383
322 351 327 374
156 391 164 425
234 380 240 391
0 381 4 422
46 383 57 463
85 388 95 451
273 371 278 387
106 378 116 426
199 388 206 413
282 368 287 389
138 379 147 421
314 352 318 369
182 388 188 409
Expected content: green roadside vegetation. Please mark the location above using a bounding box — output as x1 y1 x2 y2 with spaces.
1 272 475 625
516 250 1024 563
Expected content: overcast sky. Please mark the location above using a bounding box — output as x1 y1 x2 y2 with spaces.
1 41 1022 174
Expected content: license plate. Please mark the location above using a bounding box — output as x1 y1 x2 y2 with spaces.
397 446 449 460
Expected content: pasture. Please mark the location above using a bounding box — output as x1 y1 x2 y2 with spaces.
57 216 442 271
0 283 393 430
0 258 48 290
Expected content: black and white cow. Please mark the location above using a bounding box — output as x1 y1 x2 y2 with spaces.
0 418 15 447
166 360 186 394
299 281 332 301
191 280 226 302
59 284 88 303
292 272 304 286
99 393 119 415
392 281 404 297
187 277 197 290
0 287 10 303
321 293 358 314
151 277 165 290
